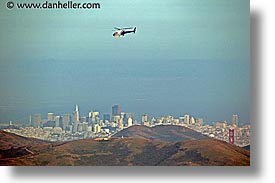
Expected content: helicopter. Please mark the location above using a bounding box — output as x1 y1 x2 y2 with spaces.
113 27 136 37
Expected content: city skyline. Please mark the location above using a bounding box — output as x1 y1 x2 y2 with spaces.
12 104 245 126
0 0 250 125
3 103 250 148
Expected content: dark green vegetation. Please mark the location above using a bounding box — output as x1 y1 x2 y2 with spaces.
0 129 250 166
113 125 209 142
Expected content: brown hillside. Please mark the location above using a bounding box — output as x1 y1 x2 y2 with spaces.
0 130 50 150
0 130 52 162
0 130 249 166
113 125 209 142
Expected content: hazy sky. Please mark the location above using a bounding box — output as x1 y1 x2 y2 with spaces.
0 0 250 124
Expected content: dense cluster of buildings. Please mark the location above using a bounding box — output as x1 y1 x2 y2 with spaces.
3 104 250 147
33 104 136 133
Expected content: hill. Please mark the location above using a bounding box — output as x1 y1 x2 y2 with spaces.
0 130 249 166
0 131 52 160
113 125 209 142
0 130 50 150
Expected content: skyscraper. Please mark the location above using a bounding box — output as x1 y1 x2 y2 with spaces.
47 112 54 121
142 114 149 126
190 117 195 125
62 114 71 130
55 115 62 128
184 114 190 124
121 112 133 125
89 111 100 123
112 105 121 116
73 104 80 132
232 114 238 127
93 124 101 133
29 114 32 127
118 117 124 130
34 114 42 128
127 117 133 127
142 114 149 124
73 105 79 122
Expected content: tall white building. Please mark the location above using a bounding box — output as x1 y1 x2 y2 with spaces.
55 115 62 128
62 114 71 130
184 114 190 124
190 117 195 125
73 105 80 122
47 112 54 121
142 114 149 124
34 114 42 128
73 104 80 132
93 124 101 133
127 117 133 127
118 118 124 130
89 111 100 123
232 114 238 127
